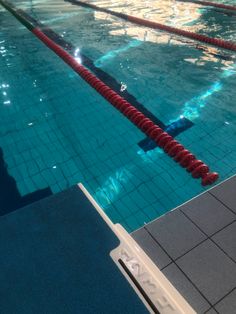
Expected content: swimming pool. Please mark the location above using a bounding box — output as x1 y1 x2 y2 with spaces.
0 0 236 231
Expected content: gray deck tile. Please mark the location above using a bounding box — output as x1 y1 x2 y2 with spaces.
132 227 171 269
215 289 236 314
212 222 236 262
146 209 206 260
162 263 211 313
180 192 235 236
210 176 236 213
177 240 236 304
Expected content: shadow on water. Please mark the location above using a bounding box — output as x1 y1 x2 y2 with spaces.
0 147 52 216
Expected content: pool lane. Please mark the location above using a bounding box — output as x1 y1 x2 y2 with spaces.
0 0 220 186
1 0 195 150
16 5 165 129
65 0 236 52
175 0 236 12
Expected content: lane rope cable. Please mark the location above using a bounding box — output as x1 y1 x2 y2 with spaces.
0 0 219 186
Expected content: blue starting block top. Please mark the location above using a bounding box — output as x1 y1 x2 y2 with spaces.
0 185 148 314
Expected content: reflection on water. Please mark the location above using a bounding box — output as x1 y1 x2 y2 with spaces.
172 62 236 121
15 0 236 43
94 39 142 67
93 0 236 42
95 167 133 208
180 81 222 120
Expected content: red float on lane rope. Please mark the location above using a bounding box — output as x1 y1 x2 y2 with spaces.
29 28 219 186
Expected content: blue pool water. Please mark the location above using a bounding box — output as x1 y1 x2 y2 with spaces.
0 0 236 231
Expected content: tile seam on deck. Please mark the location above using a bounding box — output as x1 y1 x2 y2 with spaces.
179 209 236 264
211 287 236 310
208 191 236 215
144 226 213 307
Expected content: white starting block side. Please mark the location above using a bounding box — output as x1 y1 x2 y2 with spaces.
79 183 196 314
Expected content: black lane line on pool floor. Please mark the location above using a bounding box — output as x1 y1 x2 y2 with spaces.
9 7 194 151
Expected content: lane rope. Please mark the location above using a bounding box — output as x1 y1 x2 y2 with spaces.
66 0 236 52
177 0 236 12
0 0 219 185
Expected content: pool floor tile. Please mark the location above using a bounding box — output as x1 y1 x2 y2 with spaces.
176 240 236 305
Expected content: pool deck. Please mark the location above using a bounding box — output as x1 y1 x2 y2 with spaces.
132 175 236 313
0 173 235 313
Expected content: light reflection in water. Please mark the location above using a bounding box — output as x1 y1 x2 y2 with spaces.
95 167 133 208
174 63 236 121
137 63 236 163
41 12 80 25
74 47 82 64
94 39 142 67
0 83 11 106
180 81 222 120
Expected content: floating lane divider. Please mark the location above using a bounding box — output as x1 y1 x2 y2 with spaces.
0 0 219 186
15 7 167 130
176 0 236 12
66 0 236 52
2 3 195 147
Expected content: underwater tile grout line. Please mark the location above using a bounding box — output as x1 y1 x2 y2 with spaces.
0 0 219 186
65 0 236 52
175 0 236 12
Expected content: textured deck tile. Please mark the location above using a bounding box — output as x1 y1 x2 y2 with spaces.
180 192 235 236
162 263 211 313
132 227 171 269
215 289 236 314
210 176 236 213
212 221 236 262
176 240 236 304
146 209 206 260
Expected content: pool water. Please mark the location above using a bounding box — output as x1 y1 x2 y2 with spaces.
0 0 236 231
